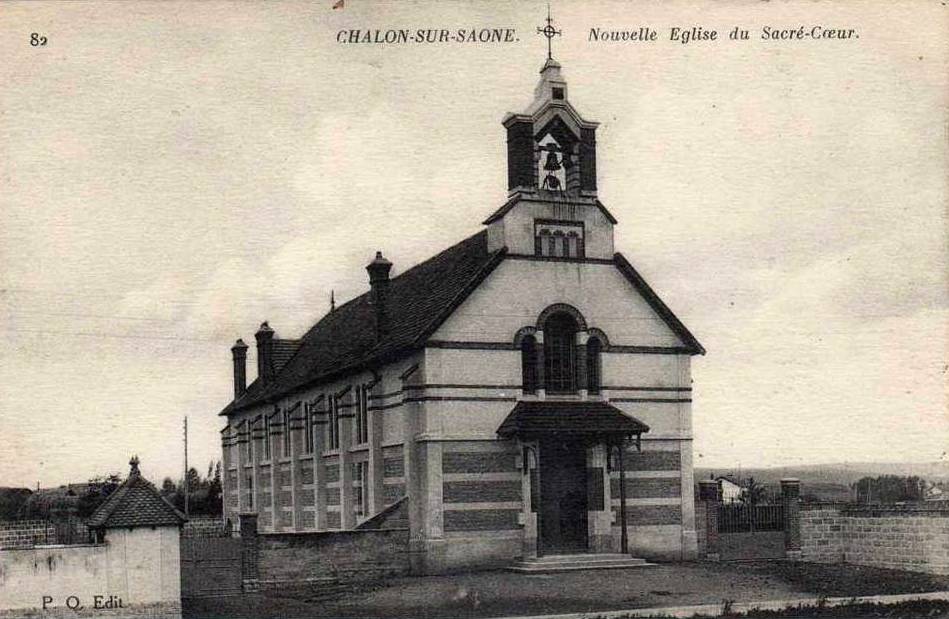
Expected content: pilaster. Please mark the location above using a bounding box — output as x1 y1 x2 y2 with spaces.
290 405 304 531
587 443 613 553
313 402 328 530
339 390 355 529
368 383 386 516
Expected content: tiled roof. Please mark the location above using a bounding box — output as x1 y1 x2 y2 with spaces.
221 230 506 415
496 400 650 439
87 471 186 529
272 339 301 372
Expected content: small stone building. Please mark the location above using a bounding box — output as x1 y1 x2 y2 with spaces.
87 457 186 604
219 56 705 573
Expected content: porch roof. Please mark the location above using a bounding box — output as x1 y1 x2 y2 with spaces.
496 400 649 440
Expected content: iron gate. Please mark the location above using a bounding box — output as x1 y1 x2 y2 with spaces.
717 503 785 560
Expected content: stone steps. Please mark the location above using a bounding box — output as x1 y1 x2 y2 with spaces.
509 553 655 573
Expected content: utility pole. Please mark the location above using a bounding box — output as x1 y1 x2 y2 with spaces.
183 416 189 517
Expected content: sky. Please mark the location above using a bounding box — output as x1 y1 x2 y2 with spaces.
0 1 946 488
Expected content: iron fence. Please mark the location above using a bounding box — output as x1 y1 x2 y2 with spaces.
718 503 784 533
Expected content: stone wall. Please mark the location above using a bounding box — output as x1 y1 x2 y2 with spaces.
182 516 226 538
0 520 57 549
0 526 181 617
256 529 410 587
0 520 89 549
800 503 949 575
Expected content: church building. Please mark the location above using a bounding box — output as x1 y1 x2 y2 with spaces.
219 52 705 573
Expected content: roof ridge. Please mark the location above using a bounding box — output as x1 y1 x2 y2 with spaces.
287 231 486 350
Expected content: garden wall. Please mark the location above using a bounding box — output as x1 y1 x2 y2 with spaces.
800 503 949 575
256 528 410 587
0 526 181 618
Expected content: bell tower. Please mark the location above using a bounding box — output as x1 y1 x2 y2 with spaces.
503 58 598 197
485 10 615 259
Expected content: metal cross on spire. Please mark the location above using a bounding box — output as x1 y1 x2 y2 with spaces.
536 4 561 61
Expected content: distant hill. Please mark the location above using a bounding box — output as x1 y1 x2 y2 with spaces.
695 462 949 503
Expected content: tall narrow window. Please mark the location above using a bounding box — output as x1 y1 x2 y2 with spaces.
327 395 340 450
303 403 314 454
521 335 537 394
240 421 250 462
544 313 579 393
354 461 369 518
263 414 271 460
246 473 254 509
282 410 291 458
587 336 602 395
355 385 369 445
225 426 234 465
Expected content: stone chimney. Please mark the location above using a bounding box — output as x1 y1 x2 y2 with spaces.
255 322 275 385
366 252 393 341
129 455 141 479
231 338 249 398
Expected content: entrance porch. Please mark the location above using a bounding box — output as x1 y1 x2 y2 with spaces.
496 399 650 562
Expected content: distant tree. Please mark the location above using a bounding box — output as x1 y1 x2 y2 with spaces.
158 461 223 516
0 488 32 520
75 474 121 518
739 477 767 505
852 475 925 504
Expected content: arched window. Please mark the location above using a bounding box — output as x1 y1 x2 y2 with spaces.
544 313 578 393
587 337 602 395
521 335 538 394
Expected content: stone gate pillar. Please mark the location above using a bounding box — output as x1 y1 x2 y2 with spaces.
238 513 260 592
697 479 721 561
781 478 802 560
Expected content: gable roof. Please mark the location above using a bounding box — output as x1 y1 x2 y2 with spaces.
497 400 649 440
222 230 506 415
87 467 186 529
613 252 705 355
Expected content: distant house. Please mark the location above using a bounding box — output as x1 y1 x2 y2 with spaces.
924 482 947 502
716 476 743 503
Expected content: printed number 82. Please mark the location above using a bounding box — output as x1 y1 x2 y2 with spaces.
31 33 48 46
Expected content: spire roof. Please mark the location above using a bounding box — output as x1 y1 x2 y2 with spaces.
87 457 187 529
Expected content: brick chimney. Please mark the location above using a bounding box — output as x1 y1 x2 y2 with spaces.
231 338 249 398
255 322 275 385
366 252 392 341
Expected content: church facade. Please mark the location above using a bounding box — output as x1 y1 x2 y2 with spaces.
219 56 704 573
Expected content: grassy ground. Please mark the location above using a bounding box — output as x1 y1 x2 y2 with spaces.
182 561 949 619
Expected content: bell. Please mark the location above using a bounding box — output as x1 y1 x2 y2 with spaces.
543 173 561 190
543 150 561 171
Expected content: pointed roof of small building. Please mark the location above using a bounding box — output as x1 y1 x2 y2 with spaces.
87 457 187 529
